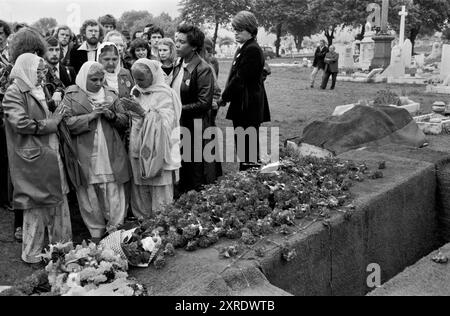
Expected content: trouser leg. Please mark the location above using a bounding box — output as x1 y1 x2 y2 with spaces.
331 72 338 89
233 122 260 171
100 182 126 228
47 195 72 245
76 185 107 238
310 67 319 85
131 183 153 219
22 209 46 263
321 71 331 89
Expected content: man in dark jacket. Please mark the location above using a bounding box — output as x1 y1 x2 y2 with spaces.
55 26 74 67
70 20 103 74
321 45 339 90
310 39 328 88
45 37 76 89
220 11 271 171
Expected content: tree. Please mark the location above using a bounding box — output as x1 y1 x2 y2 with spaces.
254 0 315 55
308 0 372 46
179 0 253 50
218 35 235 48
388 0 450 54
444 27 450 43
117 10 153 33
31 17 57 36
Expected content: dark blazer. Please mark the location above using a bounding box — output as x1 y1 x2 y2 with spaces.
60 42 75 68
171 53 219 192
313 46 329 69
324 52 339 73
222 38 271 126
58 64 76 88
70 44 98 74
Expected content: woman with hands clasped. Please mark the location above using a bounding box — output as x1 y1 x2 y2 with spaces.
2 53 72 264
62 61 130 242
120 59 182 219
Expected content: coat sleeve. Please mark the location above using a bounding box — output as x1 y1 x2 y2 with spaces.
62 94 92 136
2 86 58 135
222 46 263 102
111 98 129 132
182 66 214 115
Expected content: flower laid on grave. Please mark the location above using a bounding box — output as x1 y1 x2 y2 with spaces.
0 242 146 296
111 148 381 264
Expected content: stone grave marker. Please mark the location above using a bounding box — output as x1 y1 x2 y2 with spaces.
440 44 450 80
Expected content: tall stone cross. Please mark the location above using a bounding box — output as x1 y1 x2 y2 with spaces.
380 0 389 33
398 5 408 46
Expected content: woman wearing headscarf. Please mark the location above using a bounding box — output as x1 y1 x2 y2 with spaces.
172 24 221 194
96 42 134 99
121 59 181 218
2 53 71 264
62 61 130 241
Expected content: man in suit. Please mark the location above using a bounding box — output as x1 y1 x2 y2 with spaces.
310 39 328 88
56 25 74 67
321 45 340 90
70 20 103 74
45 37 76 88
220 11 271 171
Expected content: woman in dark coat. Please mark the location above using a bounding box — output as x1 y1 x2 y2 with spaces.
171 24 221 194
220 11 271 171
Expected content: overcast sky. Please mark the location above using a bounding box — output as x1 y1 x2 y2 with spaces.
0 0 180 26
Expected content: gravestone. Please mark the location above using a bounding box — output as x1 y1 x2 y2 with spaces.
382 44 405 78
414 54 425 69
440 44 450 80
426 42 442 63
340 45 355 70
360 22 375 70
370 0 395 69
402 39 413 68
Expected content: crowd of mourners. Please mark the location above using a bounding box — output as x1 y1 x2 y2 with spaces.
0 11 271 265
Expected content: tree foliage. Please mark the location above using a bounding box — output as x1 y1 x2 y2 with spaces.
388 0 450 50
31 17 58 36
179 0 254 49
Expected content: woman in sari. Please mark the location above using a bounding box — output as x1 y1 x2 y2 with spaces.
121 59 181 218
2 53 71 263
62 61 130 241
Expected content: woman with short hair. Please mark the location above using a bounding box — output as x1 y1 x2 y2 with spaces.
172 24 221 193
129 38 151 64
220 11 271 171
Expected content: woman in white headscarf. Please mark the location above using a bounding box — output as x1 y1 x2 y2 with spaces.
2 53 71 264
62 61 130 241
96 42 134 99
121 59 181 218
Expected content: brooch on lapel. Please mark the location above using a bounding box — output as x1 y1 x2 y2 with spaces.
132 89 141 98
126 81 132 88
185 79 191 87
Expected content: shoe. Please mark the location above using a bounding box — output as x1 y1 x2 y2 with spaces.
14 227 23 243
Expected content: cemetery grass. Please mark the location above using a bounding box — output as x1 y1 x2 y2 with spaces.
0 59 449 286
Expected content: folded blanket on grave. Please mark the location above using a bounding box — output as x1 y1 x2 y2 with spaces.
298 105 426 156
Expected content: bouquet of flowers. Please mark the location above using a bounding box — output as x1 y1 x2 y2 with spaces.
1 242 146 296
